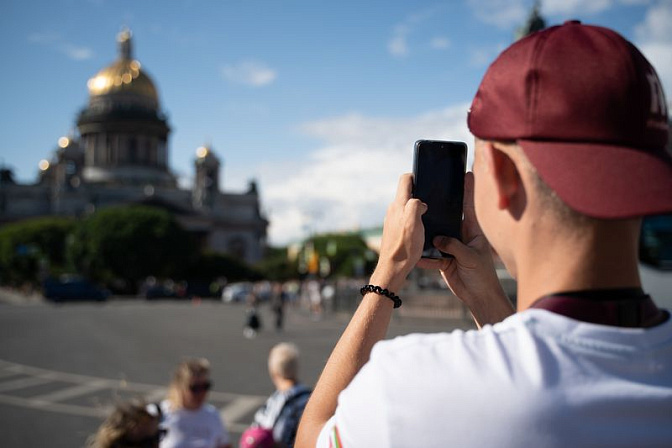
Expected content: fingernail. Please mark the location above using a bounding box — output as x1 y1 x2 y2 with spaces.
433 236 447 246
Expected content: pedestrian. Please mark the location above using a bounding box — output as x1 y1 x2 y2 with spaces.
270 283 287 331
296 22 672 447
158 358 231 448
88 399 166 448
306 279 322 319
242 343 311 448
244 289 262 338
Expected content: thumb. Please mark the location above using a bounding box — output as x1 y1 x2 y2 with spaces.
433 236 475 267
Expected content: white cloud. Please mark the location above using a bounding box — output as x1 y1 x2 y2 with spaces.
542 0 612 15
28 33 94 61
387 6 442 58
28 33 59 44
61 44 94 61
259 104 474 245
467 0 528 29
430 37 451 50
388 33 409 57
635 2 672 106
221 60 277 87
468 0 647 28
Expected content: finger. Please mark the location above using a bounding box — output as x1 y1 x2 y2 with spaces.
405 198 427 217
433 236 476 267
463 172 476 223
462 172 484 241
417 257 450 271
395 173 414 204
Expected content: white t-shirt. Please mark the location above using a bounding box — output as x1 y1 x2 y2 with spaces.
159 400 230 448
317 309 672 448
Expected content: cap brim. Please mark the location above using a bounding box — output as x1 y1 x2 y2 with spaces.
518 140 672 219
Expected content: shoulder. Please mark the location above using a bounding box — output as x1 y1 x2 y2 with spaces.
340 311 562 405
158 399 173 416
369 311 537 364
288 383 312 399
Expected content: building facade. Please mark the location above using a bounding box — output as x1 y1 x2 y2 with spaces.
0 29 268 264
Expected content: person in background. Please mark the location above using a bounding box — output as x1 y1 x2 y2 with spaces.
247 343 311 448
159 358 231 448
88 399 165 448
271 283 288 331
296 22 672 447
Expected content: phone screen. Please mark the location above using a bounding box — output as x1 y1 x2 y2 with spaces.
412 140 467 259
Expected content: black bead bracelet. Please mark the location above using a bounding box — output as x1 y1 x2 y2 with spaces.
360 284 402 308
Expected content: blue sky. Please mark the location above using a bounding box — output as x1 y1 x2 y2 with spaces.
1 0 671 244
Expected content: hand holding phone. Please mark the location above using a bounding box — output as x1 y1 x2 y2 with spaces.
412 140 467 259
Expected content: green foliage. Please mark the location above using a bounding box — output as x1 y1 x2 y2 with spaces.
186 251 261 283
303 232 378 278
256 246 297 281
0 217 76 285
67 205 196 288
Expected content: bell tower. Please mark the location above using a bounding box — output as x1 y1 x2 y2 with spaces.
193 145 221 210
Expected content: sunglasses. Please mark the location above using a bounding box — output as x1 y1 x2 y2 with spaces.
189 381 212 393
122 428 167 447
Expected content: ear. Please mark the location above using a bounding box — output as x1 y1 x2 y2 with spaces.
482 142 522 210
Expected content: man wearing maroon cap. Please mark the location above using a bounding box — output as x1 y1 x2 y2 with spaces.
296 22 672 448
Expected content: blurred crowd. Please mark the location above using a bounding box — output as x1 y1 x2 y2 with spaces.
88 343 311 448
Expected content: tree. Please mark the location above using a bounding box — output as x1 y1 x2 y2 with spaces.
300 233 377 278
68 205 196 291
256 246 297 281
186 251 261 283
0 217 76 285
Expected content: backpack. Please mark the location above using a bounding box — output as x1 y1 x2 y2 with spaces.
240 388 312 448
240 426 274 448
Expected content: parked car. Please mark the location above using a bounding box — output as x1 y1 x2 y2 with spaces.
221 282 254 303
143 284 177 300
43 277 110 303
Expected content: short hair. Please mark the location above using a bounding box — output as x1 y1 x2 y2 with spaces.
87 399 155 448
486 140 591 227
167 358 210 409
268 342 300 381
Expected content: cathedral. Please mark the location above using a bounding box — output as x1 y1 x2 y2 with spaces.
0 29 268 264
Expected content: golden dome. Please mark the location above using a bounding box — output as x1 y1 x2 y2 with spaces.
86 29 159 106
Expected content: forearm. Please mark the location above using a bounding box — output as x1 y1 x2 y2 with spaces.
296 173 424 448
295 271 400 448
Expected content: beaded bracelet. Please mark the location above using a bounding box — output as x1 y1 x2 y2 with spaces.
360 284 402 308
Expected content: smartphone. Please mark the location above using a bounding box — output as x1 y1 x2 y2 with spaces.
412 140 467 259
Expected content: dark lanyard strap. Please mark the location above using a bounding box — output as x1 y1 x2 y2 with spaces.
530 288 667 328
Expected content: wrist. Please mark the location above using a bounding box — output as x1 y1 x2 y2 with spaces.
369 268 406 295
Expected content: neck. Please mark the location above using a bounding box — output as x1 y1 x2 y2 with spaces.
273 377 297 392
515 217 642 311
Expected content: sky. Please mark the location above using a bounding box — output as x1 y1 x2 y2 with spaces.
1 0 671 246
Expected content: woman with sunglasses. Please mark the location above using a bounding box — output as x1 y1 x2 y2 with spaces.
159 358 232 448
88 399 166 448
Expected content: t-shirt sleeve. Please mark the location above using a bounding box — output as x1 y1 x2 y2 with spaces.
317 345 390 448
316 415 337 448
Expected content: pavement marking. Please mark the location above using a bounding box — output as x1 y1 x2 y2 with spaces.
0 376 53 393
0 393 109 418
30 380 109 403
0 369 21 380
0 359 267 428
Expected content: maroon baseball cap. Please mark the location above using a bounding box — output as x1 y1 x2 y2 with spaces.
468 21 672 218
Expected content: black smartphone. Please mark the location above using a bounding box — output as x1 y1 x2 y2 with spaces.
412 140 467 259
